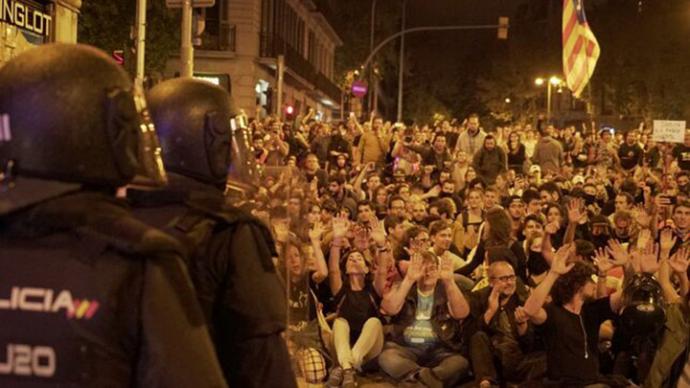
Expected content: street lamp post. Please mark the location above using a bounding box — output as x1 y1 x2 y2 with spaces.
369 0 377 115
397 0 406 123
535 76 562 122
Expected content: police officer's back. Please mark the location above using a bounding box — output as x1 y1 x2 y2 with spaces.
127 78 296 388
0 44 227 387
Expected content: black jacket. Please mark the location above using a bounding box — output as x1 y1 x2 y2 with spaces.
128 173 295 388
0 192 226 387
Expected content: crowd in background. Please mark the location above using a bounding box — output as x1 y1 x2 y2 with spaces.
240 109 690 388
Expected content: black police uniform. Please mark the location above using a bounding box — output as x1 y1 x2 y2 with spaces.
131 78 296 388
0 43 227 387
0 192 227 387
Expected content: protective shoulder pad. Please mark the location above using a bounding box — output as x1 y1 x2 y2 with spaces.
78 213 186 258
186 201 278 261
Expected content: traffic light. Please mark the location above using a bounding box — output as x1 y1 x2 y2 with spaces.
497 17 509 40
284 105 295 121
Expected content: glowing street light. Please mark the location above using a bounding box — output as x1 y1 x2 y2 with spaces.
535 75 564 121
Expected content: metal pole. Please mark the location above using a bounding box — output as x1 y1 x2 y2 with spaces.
396 0 406 122
276 54 285 119
546 83 552 122
180 0 194 77
368 0 376 114
135 0 147 86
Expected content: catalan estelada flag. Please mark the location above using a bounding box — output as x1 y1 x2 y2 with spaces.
562 0 600 98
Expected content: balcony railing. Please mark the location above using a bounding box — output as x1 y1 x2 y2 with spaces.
260 33 341 102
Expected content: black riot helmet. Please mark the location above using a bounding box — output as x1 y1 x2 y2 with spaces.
147 78 259 190
0 43 166 215
620 273 666 337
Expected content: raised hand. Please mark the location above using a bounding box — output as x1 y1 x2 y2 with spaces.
631 240 660 274
545 221 560 235
606 239 630 267
426 185 442 198
308 221 324 242
369 215 387 247
659 228 677 253
635 204 653 229
438 253 454 281
331 214 350 240
669 246 690 274
636 228 653 252
567 198 584 224
273 220 290 244
550 243 576 275
406 253 425 283
488 284 502 312
593 247 614 274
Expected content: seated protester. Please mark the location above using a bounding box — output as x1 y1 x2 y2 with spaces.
303 153 329 194
326 215 387 388
505 195 527 239
434 197 458 223
469 261 546 387
544 202 567 249
667 200 690 253
522 189 543 219
280 231 330 384
327 175 358 211
388 195 407 219
523 244 628 387
379 251 471 387
645 242 690 388
411 200 430 226
510 215 545 281
539 181 563 205
384 215 407 255
440 180 463 212
430 220 467 272
454 188 486 254
611 210 635 245
373 186 390 212
484 186 501 210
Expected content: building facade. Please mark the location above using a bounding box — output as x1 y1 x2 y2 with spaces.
165 0 342 120
0 0 81 65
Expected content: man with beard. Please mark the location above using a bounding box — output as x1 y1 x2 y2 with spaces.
405 133 452 173
506 196 526 239
668 200 690 252
440 180 463 211
328 122 353 165
411 201 430 226
523 244 626 386
469 261 546 387
456 113 487 157
618 130 643 172
473 135 507 185
379 251 471 387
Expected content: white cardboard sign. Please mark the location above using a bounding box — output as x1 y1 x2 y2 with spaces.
652 120 686 143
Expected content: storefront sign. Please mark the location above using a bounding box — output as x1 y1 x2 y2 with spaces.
0 0 52 37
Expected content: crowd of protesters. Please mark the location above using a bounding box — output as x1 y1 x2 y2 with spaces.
240 108 690 388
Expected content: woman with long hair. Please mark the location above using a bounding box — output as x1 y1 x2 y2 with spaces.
506 131 527 173
326 215 387 388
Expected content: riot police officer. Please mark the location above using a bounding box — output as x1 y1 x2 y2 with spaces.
127 78 296 388
0 44 227 387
